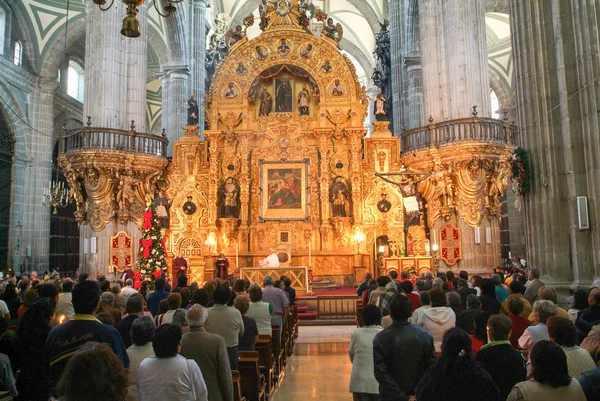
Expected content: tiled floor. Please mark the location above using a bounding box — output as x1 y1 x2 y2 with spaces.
270 326 355 401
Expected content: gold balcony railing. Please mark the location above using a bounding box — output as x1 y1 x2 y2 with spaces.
59 126 168 158
400 117 518 153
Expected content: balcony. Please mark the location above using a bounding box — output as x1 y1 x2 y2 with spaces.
400 117 518 154
59 125 168 158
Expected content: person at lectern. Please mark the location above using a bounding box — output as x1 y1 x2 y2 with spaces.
260 248 280 268
215 253 229 281
172 252 188 287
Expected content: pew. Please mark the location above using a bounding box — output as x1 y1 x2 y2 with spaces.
286 309 295 355
255 334 275 395
231 370 247 401
356 300 364 327
238 351 267 401
272 325 284 382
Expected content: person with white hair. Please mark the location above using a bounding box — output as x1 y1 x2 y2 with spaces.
180 304 233 401
259 248 280 268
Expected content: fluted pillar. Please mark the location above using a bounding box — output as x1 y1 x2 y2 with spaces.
419 0 490 120
510 0 600 287
189 0 209 135
26 77 55 270
161 67 191 153
83 2 148 130
388 0 405 135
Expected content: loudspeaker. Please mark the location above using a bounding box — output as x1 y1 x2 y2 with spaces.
474 227 481 244
486 227 492 244
578 196 589 230
26 246 31 257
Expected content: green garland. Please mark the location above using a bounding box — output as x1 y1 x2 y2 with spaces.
510 147 530 195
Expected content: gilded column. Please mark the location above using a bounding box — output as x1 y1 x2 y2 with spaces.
317 130 332 249
509 0 600 286
419 0 490 120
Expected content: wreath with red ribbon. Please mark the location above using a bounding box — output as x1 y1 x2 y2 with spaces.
510 147 530 196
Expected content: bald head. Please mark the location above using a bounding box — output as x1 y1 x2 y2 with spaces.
589 288 600 306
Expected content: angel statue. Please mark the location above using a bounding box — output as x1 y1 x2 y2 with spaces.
322 17 343 43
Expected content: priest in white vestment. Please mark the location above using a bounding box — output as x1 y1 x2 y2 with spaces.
260 248 280 268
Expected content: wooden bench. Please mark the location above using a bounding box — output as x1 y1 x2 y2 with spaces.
232 370 247 401
255 334 275 395
238 351 267 401
272 325 284 383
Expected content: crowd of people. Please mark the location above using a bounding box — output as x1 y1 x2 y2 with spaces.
350 267 600 401
0 269 296 401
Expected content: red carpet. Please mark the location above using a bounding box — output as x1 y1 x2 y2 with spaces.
300 287 358 297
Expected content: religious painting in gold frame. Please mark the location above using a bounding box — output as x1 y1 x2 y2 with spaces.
259 159 310 222
274 78 294 112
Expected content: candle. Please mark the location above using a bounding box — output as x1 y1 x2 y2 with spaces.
508 251 512 259
308 241 312 267
433 229 437 245
235 244 239 270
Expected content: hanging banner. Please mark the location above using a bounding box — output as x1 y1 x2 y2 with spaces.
440 223 462 266
110 231 133 270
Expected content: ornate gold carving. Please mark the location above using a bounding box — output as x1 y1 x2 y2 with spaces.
217 218 241 248
58 152 167 231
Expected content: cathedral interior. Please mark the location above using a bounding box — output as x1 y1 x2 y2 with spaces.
0 0 598 290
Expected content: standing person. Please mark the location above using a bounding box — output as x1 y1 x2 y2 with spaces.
349 305 383 401
125 316 155 401
415 328 501 401
172 252 188 288
475 314 526 399
246 284 273 336
137 324 208 401
261 275 289 342
56 279 75 319
417 287 456 353
181 305 233 401
146 277 169 317
524 268 545 304
234 295 258 352
373 294 437 401
357 272 373 297
283 277 296 305
259 248 280 268
15 298 55 401
215 253 229 281
204 285 244 370
507 340 586 401
44 280 129 397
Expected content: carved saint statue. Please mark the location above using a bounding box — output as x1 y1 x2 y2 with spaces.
331 79 344 96
375 88 386 120
330 176 349 217
116 175 137 210
297 85 311 116
219 177 240 218
259 87 272 117
277 38 291 56
321 17 343 43
185 94 199 126
154 192 170 228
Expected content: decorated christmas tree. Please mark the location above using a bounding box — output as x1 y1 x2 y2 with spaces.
137 200 168 288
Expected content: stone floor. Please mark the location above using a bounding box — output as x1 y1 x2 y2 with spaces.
270 325 356 401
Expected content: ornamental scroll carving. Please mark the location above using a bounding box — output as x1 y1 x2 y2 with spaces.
58 153 168 231
416 156 511 228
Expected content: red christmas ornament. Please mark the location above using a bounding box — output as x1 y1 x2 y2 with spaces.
141 239 153 258
143 208 153 230
153 269 161 279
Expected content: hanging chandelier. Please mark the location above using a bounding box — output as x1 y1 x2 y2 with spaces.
92 0 184 38
43 181 70 215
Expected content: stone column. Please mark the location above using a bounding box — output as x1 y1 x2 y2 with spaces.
510 0 600 287
27 77 55 270
84 1 147 130
161 67 191 152
388 0 406 135
419 0 490 120
189 0 209 135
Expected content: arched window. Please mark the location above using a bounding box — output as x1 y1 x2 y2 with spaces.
0 8 5 56
13 41 22 66
490 89 500 119
67 60 84 102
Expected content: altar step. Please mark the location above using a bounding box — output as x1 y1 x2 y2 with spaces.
311 279 339 290
297 305 318 320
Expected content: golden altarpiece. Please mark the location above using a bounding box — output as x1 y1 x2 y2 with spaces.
58 0 514 286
